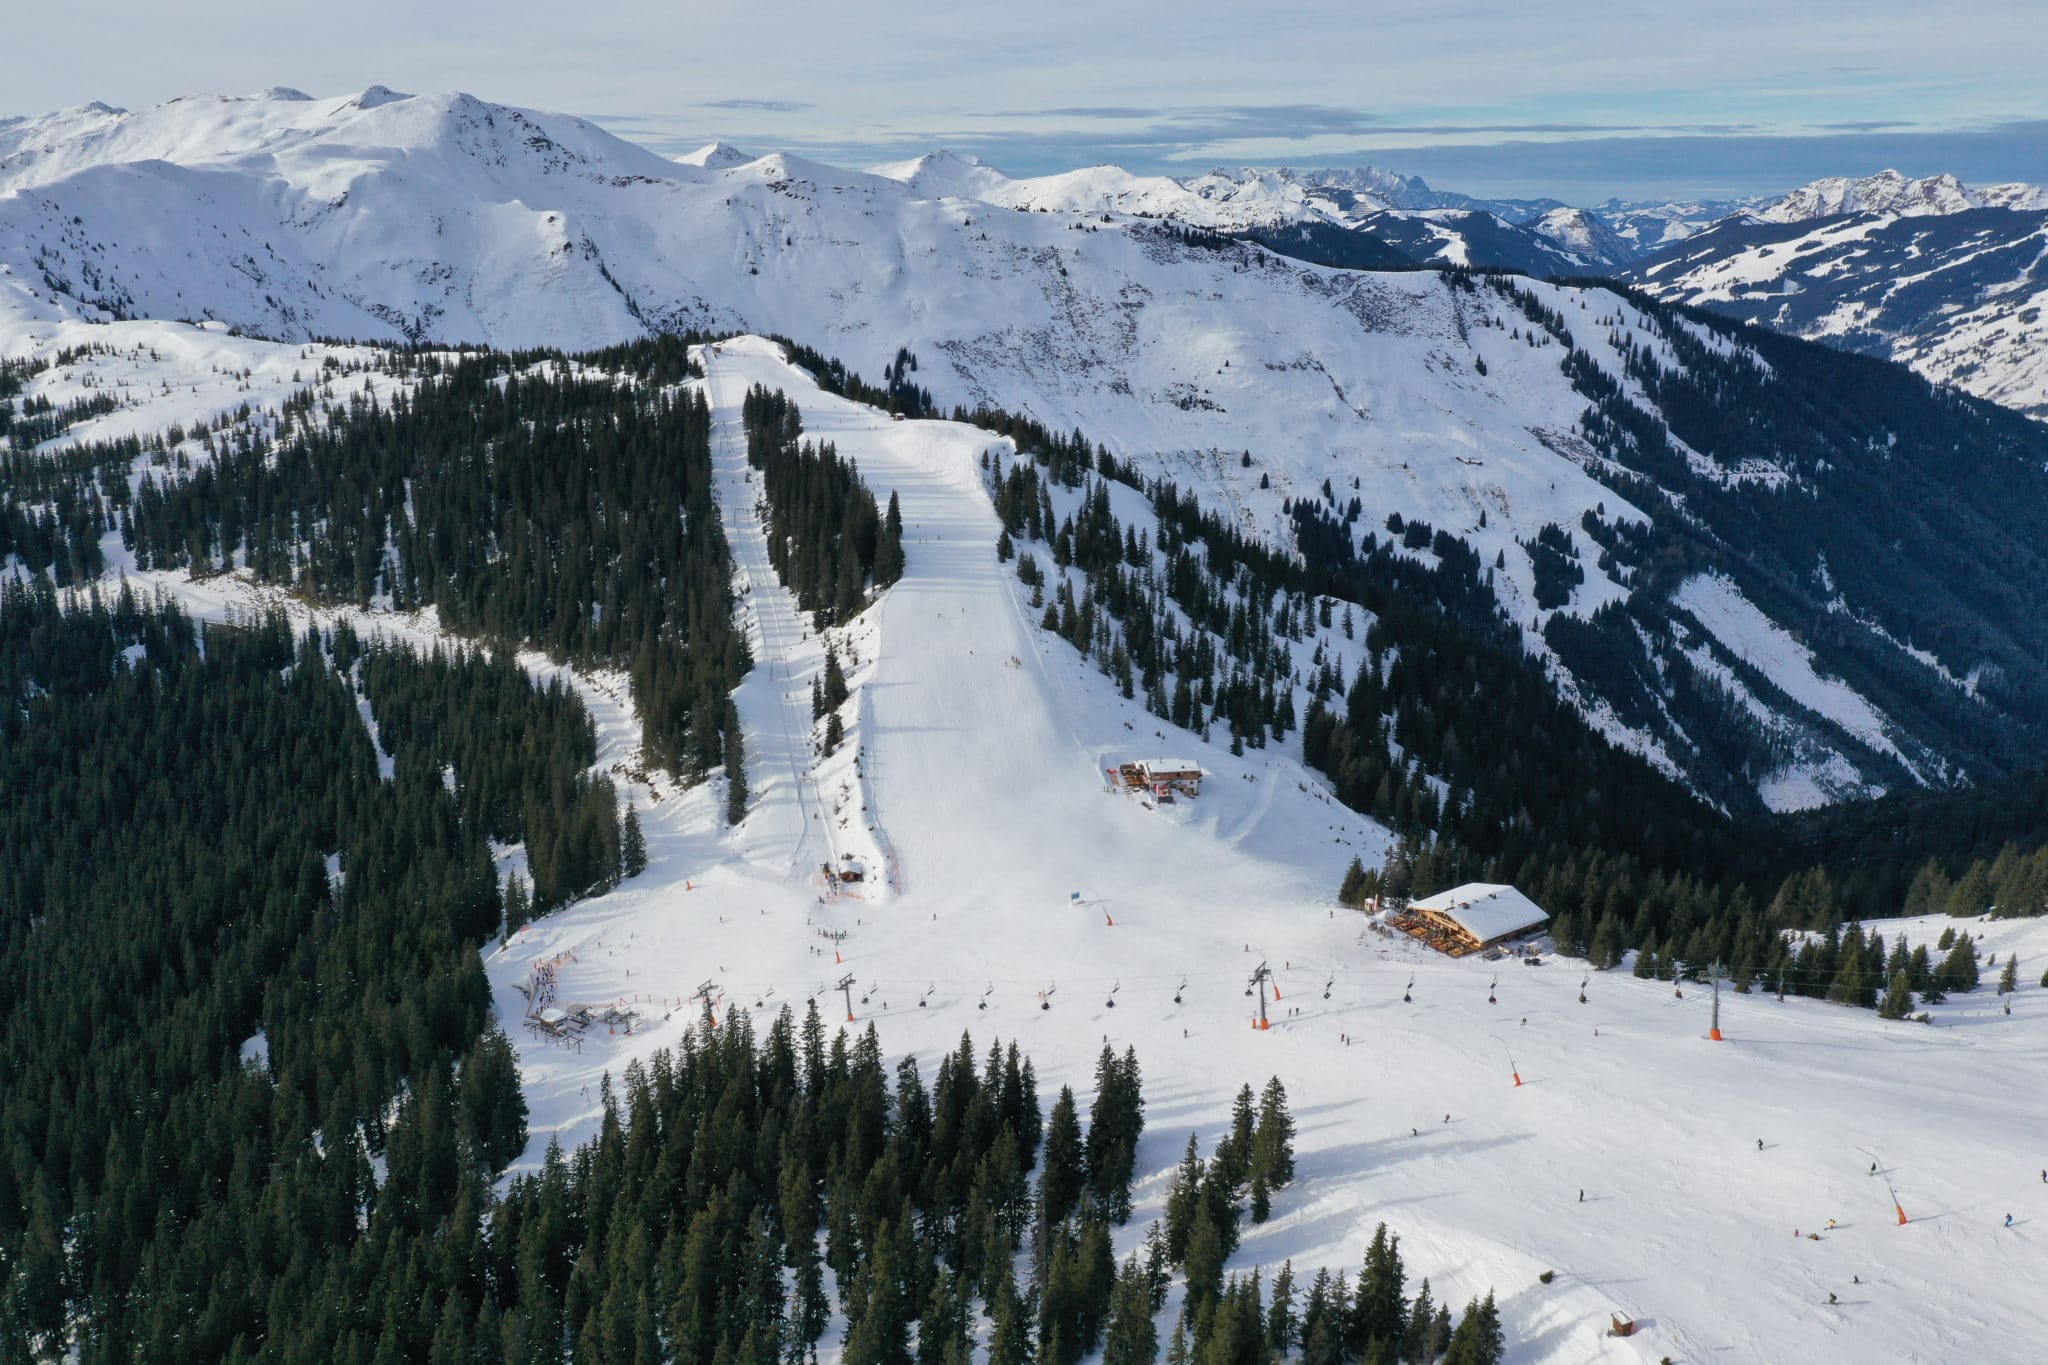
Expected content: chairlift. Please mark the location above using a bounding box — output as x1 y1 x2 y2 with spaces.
1173 976 1186 1005
979 983 993 1012
1106 981 1120 1009
1323 974 1334 1001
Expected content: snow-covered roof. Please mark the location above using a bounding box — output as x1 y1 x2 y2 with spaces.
1139 758 1204 774
1407 883 1548 942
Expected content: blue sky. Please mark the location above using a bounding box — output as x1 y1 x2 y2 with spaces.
23 0 2048 201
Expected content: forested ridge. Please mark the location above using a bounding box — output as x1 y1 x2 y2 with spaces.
0 348 751 782
0 581 1502 1359
742 384 905 627
0 583 554 1358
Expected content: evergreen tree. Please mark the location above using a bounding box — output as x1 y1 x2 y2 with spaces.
1165 1309 1190 1365
1348 1224 1406 1359
503 870 533 936
621 803 648 877
1338 856 1369 906
1216 1083 1256 1190
1104 1254 1160 1365
1827 933 1875 1008
1946 861 1993 917
1441 1292 1502 1365
1405 1278 1444 1363
1936 934 1980 994
988 1272 1035 1365
1041 1087 1086 1230
1163 1136 1205 1264
1265 1260 1296 1355
877 492 907 587
1252 1075 1296 1188
1182 1203 1227 1315
726 710 749 824
1300 1272 1347 1365
824 647 850 709
1085 1045 1145 1223
1877 971 1914 1020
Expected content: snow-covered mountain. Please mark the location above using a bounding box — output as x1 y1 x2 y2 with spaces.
1756 168 2048 223
860 154 1601 273
7 86 2048 814
10 88 2048 1365
1526 207 1634 269
1625 182 2048 418
678 139 753 170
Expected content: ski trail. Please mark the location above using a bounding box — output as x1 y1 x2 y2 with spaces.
699 348 835 886
854 684 905 896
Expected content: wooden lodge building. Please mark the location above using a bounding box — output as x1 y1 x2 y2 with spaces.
1394 883 1549 957
1108 758 1205 799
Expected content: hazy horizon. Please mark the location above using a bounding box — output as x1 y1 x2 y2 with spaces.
12 0 2046 202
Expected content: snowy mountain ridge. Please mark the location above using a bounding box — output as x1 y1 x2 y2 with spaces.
6 85 2048 817
1625 199 2048 419
1757 168 2048 223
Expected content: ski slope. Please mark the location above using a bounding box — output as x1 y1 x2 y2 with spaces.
481 341 2048 1365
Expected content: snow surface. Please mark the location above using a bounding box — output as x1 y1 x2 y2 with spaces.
1675 573 1920 784
468 344 2047 1364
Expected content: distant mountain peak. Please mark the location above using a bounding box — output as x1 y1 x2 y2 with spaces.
1759 168 1992 223
678 140 753 169
348 84 413 111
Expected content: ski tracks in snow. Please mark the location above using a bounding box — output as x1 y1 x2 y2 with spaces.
701 351 837 885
